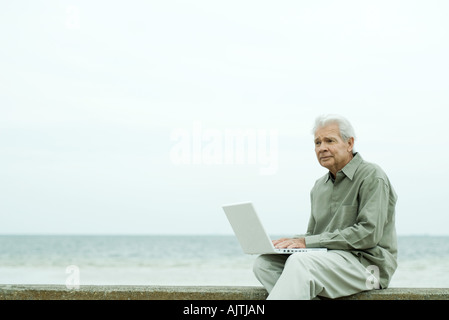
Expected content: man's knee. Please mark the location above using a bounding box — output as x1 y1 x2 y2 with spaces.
253 254 288 293
253 254 286 276
253 254 273 275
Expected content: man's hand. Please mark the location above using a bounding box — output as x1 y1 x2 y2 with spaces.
272 237 306 249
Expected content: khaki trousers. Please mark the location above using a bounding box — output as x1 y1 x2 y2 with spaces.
253 250 377 300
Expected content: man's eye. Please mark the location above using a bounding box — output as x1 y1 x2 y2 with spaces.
315 141 321 146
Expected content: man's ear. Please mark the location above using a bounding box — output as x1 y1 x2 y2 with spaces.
347 137 355 153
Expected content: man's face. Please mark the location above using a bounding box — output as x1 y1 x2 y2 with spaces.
314 123 354 176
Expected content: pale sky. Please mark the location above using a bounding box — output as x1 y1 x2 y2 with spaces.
1 1 448 235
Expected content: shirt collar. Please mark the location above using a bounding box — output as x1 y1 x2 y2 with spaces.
325 153 363 183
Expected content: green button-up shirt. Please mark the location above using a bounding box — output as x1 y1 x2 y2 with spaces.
304 153 398 288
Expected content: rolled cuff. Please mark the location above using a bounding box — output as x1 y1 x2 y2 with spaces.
305 234 322 248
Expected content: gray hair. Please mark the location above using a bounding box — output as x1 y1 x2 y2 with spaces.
312 114 356 142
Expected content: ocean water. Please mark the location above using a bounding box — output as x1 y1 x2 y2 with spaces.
0 235 448 288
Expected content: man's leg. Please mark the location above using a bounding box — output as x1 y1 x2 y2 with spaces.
267 250 375 300
253 254 289 293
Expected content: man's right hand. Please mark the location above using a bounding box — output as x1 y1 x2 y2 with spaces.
272 237 306 249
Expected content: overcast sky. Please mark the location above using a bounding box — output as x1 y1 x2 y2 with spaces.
1 1 448 236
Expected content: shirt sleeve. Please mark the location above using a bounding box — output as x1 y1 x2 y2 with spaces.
305 177 390 250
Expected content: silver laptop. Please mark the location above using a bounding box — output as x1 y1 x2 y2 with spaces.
223 202 327 254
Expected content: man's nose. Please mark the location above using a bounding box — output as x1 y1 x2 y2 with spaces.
317 143 328 152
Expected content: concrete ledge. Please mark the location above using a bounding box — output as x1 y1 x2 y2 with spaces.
1 285 448 300
0 285 267 300
340 287 449 300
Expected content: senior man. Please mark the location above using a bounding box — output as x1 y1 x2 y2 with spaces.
253 114 398 300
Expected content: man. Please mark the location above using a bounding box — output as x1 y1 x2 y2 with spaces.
253 114 398 300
